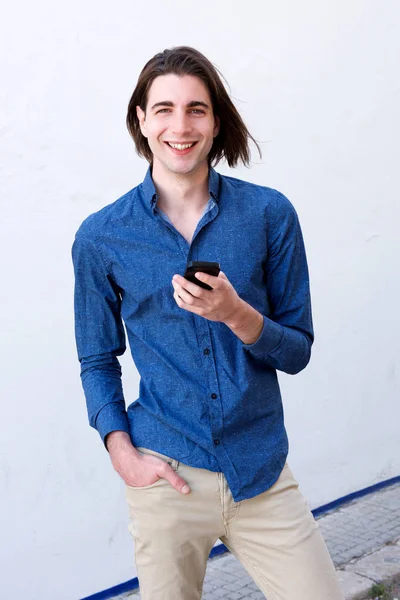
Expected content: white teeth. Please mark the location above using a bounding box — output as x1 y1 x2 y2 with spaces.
168 142 195 150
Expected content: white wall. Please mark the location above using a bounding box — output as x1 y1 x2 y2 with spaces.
1 1 399 598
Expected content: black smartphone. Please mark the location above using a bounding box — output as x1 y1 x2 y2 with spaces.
184 261 221 290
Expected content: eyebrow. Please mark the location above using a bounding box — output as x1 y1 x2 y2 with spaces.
150 100 210 110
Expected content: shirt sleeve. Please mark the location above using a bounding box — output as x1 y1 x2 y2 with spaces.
72 232 130 445
242 190 314 375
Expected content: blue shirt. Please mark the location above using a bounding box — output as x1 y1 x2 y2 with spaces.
72 167 313 502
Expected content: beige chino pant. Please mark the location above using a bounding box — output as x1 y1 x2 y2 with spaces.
126 448 343 600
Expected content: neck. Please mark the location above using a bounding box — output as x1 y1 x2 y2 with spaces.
151 160 210 214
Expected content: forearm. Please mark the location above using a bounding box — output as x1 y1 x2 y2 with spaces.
106 430 137 454
224 299 264 345
241 312 312 374
106 430 130 449
225 299 312 375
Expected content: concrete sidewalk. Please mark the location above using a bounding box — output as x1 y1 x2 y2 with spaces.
116 482 400 600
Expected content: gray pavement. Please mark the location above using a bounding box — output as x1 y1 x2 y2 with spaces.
113 482 400 600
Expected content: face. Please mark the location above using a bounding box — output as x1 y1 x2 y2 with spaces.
136 74 220 177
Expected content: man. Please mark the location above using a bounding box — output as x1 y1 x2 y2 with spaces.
72 46 343 600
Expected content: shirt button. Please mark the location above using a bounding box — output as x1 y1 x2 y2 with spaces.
203 348 210 355
213 439 220 446
211 393 217 399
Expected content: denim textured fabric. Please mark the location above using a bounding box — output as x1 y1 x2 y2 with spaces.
72 167 313 501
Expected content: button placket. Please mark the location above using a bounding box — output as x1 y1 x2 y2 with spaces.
195 323 223 442
188 219 223 445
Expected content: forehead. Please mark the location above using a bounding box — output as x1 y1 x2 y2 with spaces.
146 74 212 107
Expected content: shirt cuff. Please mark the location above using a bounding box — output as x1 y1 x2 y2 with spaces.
95 402 130 447
242 315 284 361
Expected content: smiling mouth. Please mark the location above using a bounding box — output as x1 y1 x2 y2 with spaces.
165 142 197 150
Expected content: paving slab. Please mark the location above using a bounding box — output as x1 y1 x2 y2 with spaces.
318 484 400 567
345 543 400 586
335 569 375 600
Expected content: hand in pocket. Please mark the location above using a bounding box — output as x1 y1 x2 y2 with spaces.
107 433 190 494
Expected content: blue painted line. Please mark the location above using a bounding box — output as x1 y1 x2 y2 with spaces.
311 475 400 518
81 579 139 600
80 545 230 599
80 475 400 599
209 543 229 558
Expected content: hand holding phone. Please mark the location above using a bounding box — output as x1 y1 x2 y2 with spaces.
184 261 220 290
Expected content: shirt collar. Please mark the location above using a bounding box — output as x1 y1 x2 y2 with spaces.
141 166 221 210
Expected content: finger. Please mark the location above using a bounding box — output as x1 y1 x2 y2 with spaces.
194 271 222 288
172 274 206 298
172 282 200 306
219 271 228 281
173 290 196 312
174 291 207 318
158 463 190 494
173 290 184 307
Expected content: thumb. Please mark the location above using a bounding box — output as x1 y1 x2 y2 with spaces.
162 464 191 494
219 271 228 280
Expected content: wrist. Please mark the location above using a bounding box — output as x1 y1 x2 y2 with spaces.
106 430 132 452
225 300 264 345
224 298 250 329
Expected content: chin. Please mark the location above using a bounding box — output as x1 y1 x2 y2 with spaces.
167 161 199 175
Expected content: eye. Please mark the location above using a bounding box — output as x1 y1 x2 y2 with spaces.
156 108 171 114
190 109 205 115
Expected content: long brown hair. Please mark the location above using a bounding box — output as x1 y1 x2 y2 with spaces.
126 46 261 167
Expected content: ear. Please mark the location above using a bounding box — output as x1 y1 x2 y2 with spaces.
136 106 148 138
213 115 220 138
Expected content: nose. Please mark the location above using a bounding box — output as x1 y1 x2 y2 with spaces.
170 109 192 137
